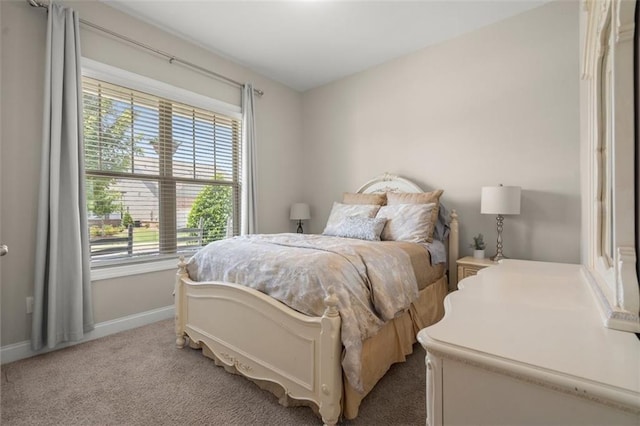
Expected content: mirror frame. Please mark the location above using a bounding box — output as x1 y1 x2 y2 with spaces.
581 0 640 332
582 0 639 332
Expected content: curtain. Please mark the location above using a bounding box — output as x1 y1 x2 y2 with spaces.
241 84 258 235
32 2 93 351
635 0 639 284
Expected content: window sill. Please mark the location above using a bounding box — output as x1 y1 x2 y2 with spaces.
91 257 181 281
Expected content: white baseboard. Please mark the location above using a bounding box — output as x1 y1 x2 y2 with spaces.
0 305 174 365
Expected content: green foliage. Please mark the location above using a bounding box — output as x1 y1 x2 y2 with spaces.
83 93 142 220
87 178 120 220
90 225 123 237
83 94 136 173
187 185 232 244
470 233 486 250
121 210 134 228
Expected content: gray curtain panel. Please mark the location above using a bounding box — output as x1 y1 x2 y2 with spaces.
636 0 639 284
636 0 639 285
31 2 94 351
241 84 258 235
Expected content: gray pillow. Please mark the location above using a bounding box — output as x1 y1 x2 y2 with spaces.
432 202 451 241
324 216 387 241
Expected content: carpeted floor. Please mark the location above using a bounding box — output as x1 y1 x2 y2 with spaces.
1 319 426 425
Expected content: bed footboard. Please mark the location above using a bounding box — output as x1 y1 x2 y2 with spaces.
175 258 342 425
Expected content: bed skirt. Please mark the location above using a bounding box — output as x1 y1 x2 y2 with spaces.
343 273 447 418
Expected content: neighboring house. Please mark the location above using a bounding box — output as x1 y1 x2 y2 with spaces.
105 162 204 229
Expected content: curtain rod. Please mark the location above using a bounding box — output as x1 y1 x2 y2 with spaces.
27 0 264 97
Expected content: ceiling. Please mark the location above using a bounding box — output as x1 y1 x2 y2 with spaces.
104 1 550 92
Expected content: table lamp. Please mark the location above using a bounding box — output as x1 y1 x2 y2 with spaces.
481 185 521 261
290 203 310 233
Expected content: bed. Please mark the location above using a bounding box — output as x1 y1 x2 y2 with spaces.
174 173 459 425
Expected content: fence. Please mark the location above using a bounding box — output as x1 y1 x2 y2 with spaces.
89 218 204 258
90 225 134 257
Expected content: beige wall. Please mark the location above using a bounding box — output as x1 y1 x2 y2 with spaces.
0 0 303 346
0 0 582 348
301 0 581 264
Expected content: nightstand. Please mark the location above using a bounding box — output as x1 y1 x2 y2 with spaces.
456 256 497 286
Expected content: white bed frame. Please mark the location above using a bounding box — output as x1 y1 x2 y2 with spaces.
174 173 459 425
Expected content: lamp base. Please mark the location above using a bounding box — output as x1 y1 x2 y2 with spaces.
490 253 508 262
296 220 304 234
492 214 506 262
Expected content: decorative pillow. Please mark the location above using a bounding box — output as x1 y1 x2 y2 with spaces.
376 203 436 243
342 192 387 206
324 216 387 241
386 190 444 242
322 202 381 236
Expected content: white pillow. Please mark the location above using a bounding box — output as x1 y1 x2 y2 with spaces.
376 203 436 243
324 216 387 241
322 202 380 236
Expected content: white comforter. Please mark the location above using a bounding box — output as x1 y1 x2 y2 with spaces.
186 233 419 392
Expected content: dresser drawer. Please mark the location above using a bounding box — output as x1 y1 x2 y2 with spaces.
458 264 483 279
455 257 496 286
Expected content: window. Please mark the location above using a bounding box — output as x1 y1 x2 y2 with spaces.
83 76 241 264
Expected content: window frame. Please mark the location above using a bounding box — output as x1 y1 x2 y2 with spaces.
82 58 242 277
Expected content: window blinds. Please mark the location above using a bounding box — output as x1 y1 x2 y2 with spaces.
83 76 241 262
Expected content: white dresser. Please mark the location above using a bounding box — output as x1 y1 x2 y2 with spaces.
417 260 640 426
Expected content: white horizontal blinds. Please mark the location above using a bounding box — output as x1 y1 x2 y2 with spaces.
83 76 241 262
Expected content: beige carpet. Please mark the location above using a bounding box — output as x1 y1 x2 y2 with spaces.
1 319 426 425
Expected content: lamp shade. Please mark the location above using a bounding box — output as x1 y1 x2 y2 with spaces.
481 186 521 215
290 203 311 220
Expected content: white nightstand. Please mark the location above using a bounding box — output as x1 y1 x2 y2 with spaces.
456 256 497 286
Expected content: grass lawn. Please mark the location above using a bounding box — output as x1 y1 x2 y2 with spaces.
103 227 159 246
91 226 201 256
127 227 159 243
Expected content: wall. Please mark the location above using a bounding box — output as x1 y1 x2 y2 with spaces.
0 0 303 347
301 0 580 264
0 0 581 350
